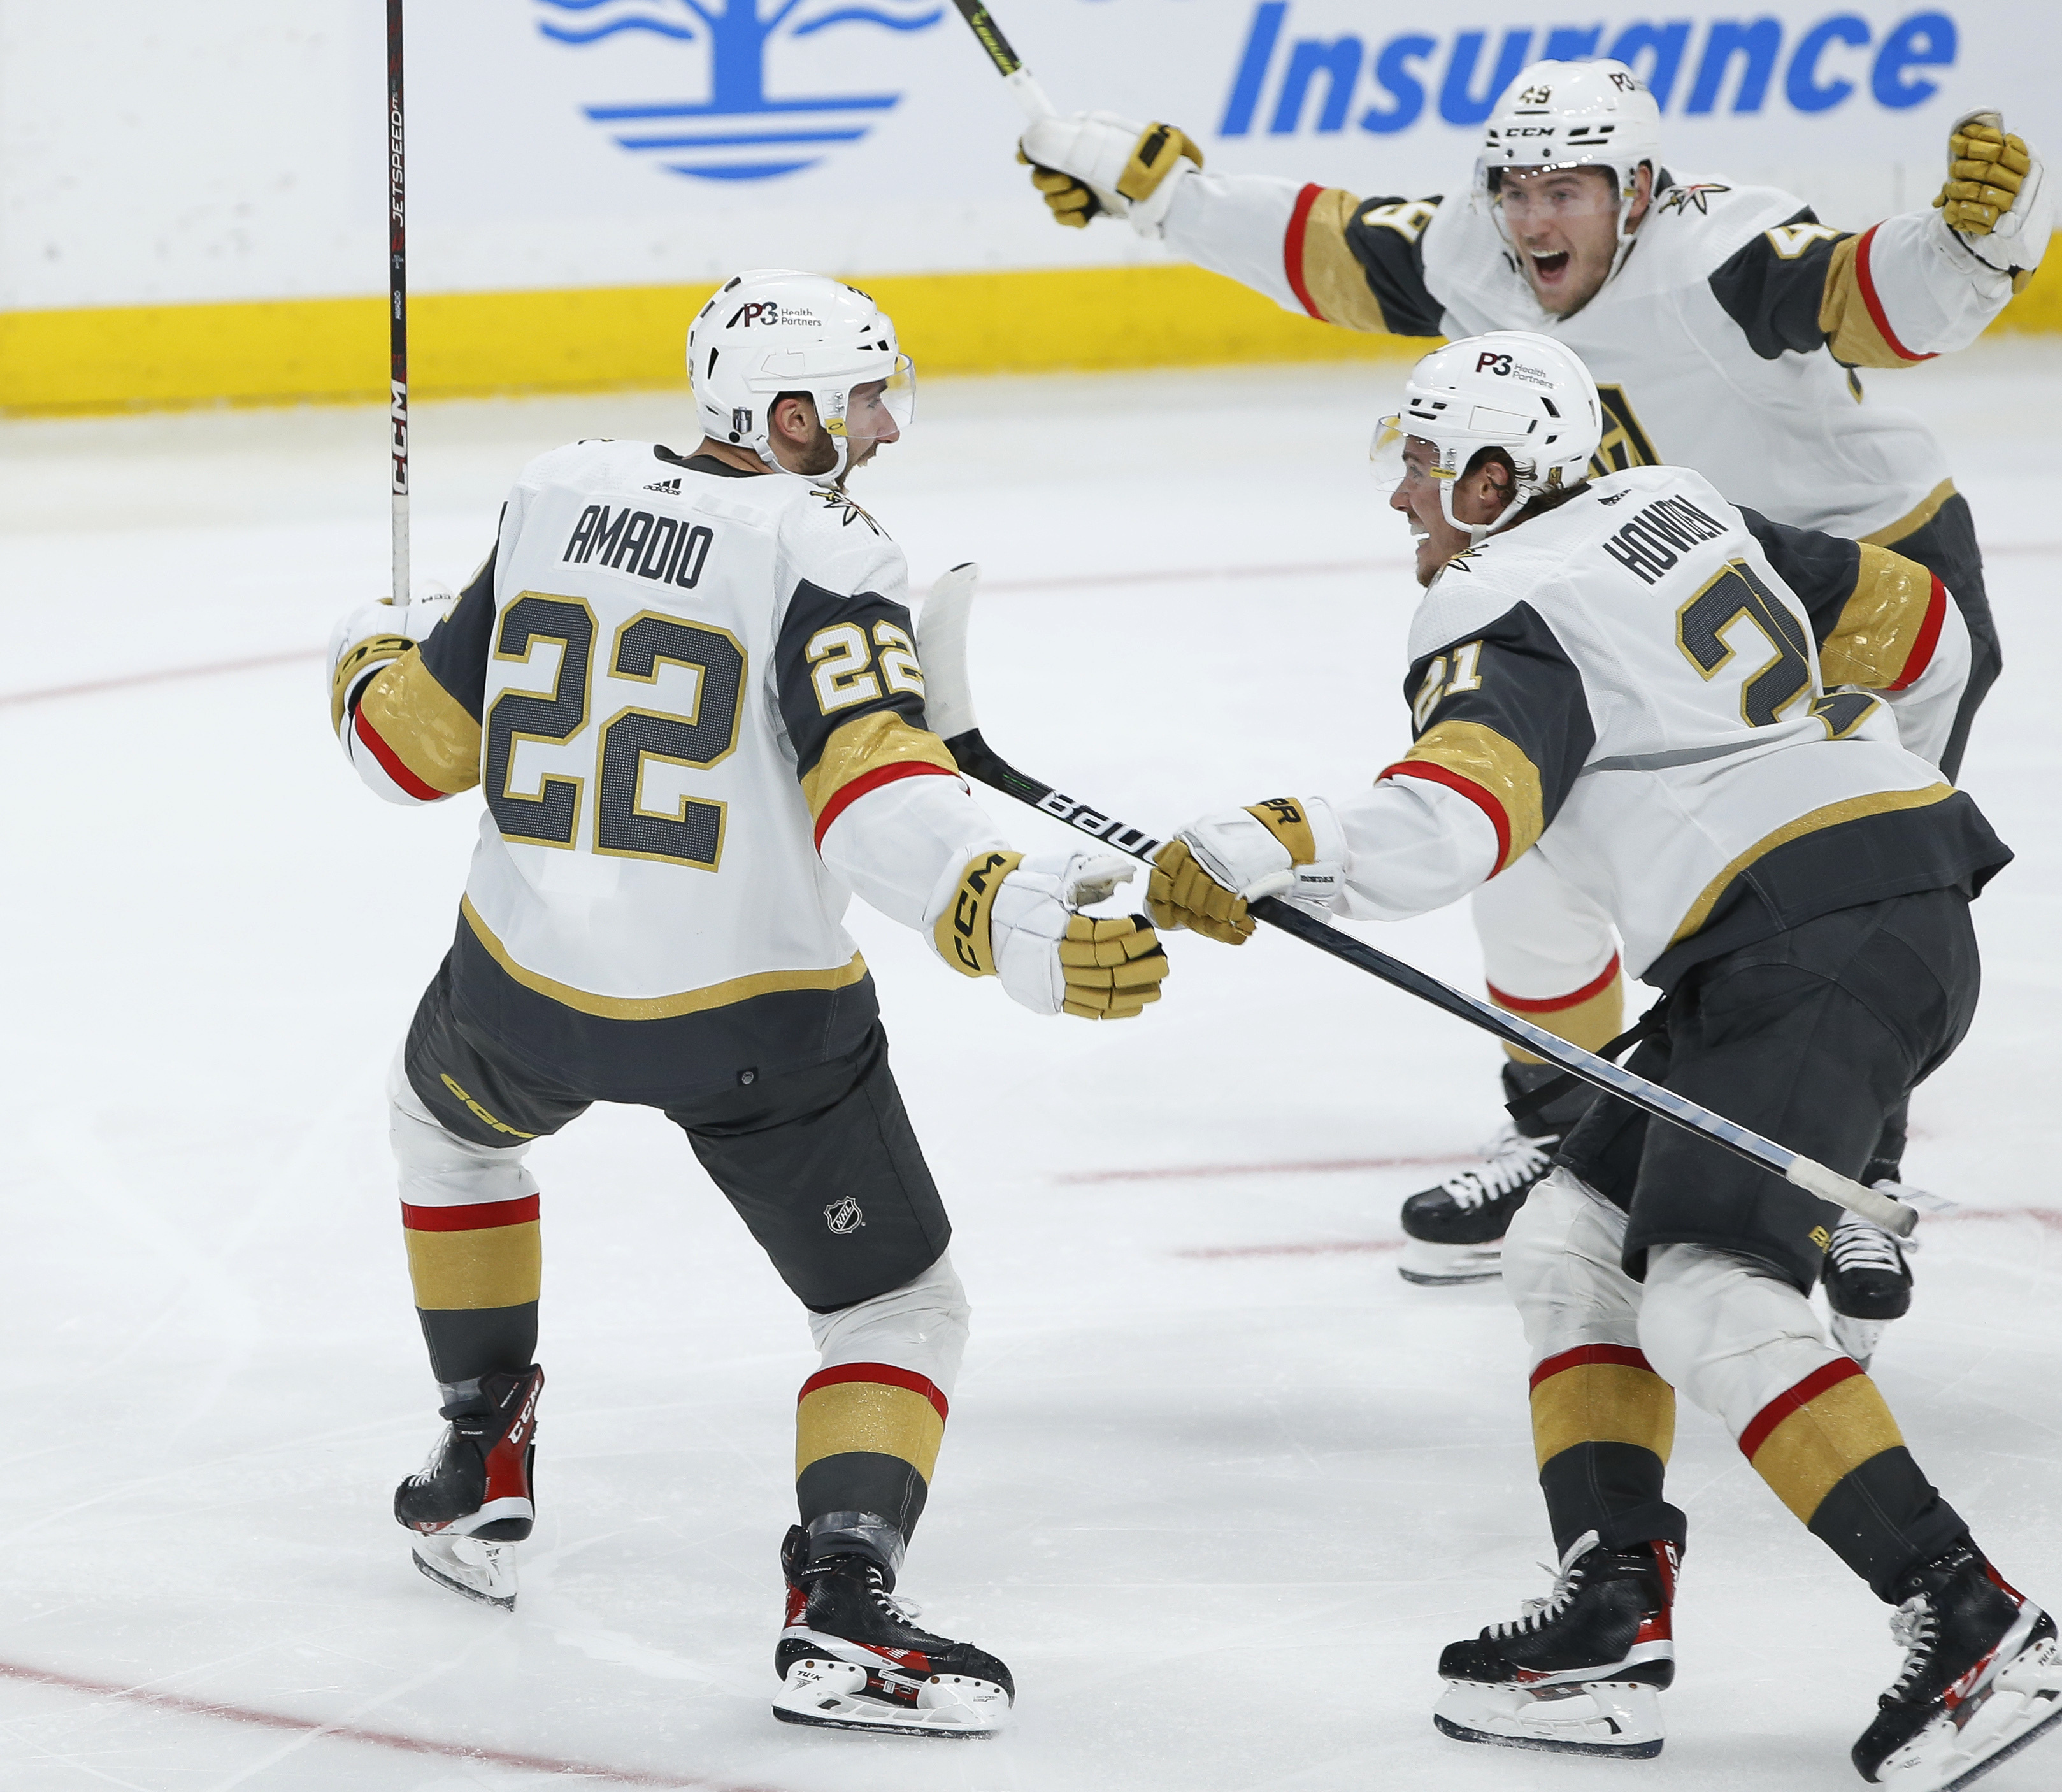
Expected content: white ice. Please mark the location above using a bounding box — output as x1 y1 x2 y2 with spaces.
0 346 2057 1791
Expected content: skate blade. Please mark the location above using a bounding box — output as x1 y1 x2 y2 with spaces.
1399 1239 1503 1286
1434 1680 1663 1758
1880 1635 2062 1791
1830 1311 1887 1372
410 1533 517 1610
772 1658 1007 1738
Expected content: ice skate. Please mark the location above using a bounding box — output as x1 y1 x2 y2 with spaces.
1854 1542 2062 1788
1433 1530 1677 1758
1824 1210 1914 1372
1401 1122 1559 1284
393 1365 542 1611
771 1526 1012 1737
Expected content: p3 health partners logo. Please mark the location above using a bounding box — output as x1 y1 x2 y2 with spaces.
534 0 944 182
1216 4 1963 138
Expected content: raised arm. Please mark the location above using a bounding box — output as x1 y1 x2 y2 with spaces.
1709 112 2047 369
1016 111 1447 336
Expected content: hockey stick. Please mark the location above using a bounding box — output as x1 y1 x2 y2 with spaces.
917 565 1921 1239
387 0 411 607
949 0 1057 118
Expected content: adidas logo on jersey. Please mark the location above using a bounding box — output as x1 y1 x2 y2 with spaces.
644 477 681 494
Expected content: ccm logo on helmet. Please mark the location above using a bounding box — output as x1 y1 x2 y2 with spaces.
1476 352 1515 375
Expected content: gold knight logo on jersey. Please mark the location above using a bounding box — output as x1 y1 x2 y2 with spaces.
1592 385 1661 477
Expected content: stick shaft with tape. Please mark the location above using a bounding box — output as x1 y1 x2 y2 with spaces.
949 0 1057 118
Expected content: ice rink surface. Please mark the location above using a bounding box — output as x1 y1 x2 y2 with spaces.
1 342 2059 1791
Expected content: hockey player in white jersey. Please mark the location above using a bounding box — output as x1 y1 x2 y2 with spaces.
326 271 1170 1737
1017 59 2046 1311
1145 333 2058 1787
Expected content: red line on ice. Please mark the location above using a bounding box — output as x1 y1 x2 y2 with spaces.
1174 1238 1404 1259
1059 1153 1470 1184
0 1656 778 1790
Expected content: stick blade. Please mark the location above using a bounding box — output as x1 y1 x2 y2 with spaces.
917 561 982 742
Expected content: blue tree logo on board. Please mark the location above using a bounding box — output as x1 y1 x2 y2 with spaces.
534 0 943 182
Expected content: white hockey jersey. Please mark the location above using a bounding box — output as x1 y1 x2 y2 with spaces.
1163 171 2017 543
338 442 1013 1095
1305 466 2007 987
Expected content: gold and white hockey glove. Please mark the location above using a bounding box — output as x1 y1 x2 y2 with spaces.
932 849 1169 1019
1935 111 2049 282
1148 799 1347 945
1018 112 1203 238
327 584 456 738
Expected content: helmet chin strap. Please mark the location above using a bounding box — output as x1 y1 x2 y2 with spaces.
1438 466 1534 546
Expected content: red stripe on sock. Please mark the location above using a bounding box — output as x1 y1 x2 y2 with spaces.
1284 183 1324 319
812 761 956 850
354 708 445 803
1854 224 1935 364
1738 1356 1864 1460
401 1196 540 1233
799 1361 949 1424
1887 575 1948 691
1529 1344 1654 1393
1489 954 1622 1015
1380 761 1512 870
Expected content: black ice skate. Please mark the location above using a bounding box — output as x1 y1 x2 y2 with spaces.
771 1525 1013 1737
1824 1210 1915 1371
1401 1062 1587 1285
393 1365 542 1610
1853 1542 2062 1789
1433 1530 1677 1758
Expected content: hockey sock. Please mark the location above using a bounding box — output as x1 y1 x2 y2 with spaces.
794 1363 947 1586
1491 956 1624 1066
401 1194 541 1410
1531 1345 1687 1558
1737 1359 1966 1600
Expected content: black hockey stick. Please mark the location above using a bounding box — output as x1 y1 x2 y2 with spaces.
915 564 1919 1238
387 0 411 607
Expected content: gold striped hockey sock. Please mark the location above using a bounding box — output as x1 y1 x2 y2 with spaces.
794 1363 947 1579
401 1194 542 1400
1738 1359 1966 1599
1531 1344 1686 1556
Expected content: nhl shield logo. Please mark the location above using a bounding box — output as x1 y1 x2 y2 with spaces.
823 1195 866 1235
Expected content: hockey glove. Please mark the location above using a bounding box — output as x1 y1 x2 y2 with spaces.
327 584 456 737
931 849 1170 1019
1148 799 1347 945
1018 113 1202 238
1935 111 2049 283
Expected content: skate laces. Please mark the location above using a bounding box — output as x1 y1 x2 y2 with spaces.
1885 1593 1940 1700
1491 1532 1597 1638
861 1564 924 1628
1443 1124 1557 1210
1829 1215 1907 1279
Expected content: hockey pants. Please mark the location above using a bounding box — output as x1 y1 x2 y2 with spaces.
1505 1171 1965 1600
1473 853 1910 1176
387 1051 970 1579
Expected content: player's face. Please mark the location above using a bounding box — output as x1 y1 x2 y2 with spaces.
840 378 900 475
1390 436 1471 586
1497 166 1623 316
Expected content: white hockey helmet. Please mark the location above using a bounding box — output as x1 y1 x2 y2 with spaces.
686 270 914 481
1476 59 1662 269
1371 331 1603 542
